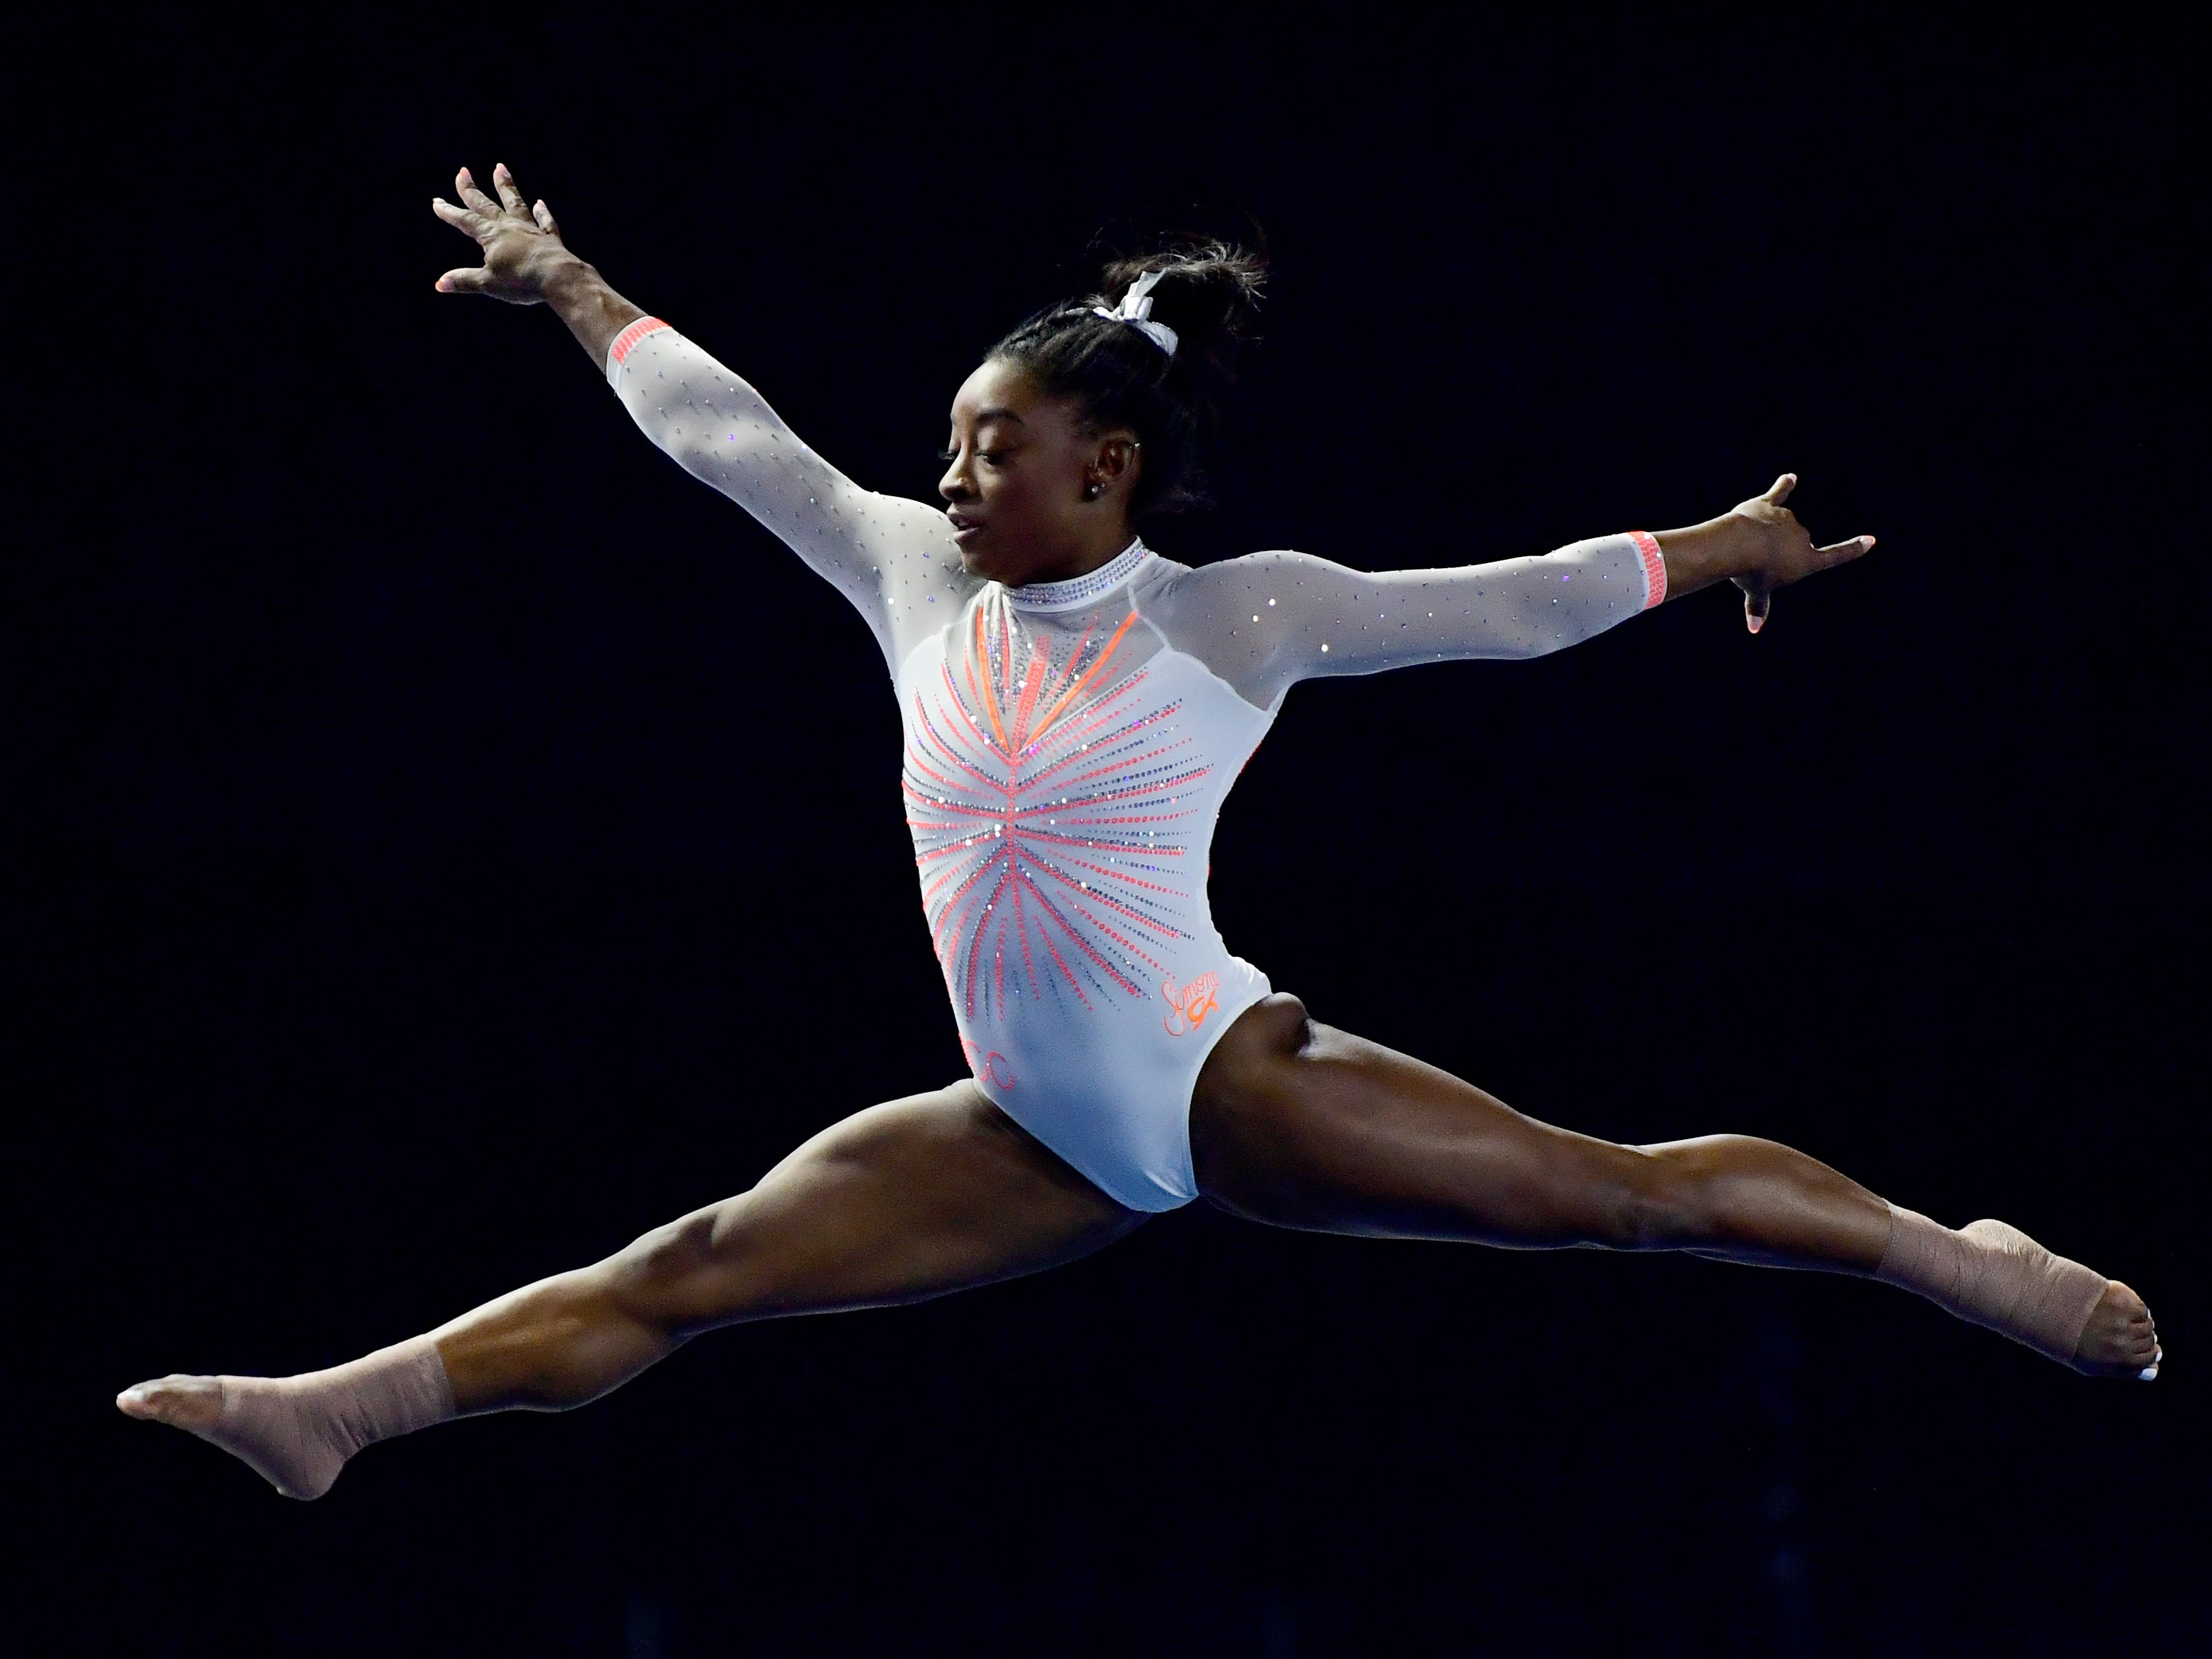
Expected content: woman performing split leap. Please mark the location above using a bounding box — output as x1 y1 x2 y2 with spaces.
120 164 2159 1499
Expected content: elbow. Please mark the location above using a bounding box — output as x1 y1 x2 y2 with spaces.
1496 633 1562 663
1512 615 1614 660
669 436 730 480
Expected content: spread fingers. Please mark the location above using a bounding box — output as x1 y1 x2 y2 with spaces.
455 165 501 218
431 197 493 240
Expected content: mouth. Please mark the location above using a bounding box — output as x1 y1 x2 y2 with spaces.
946 509 985 545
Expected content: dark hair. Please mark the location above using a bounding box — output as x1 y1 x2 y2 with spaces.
987 238 1267 523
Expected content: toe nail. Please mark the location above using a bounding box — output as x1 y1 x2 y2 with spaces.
2138 1366 2158 1381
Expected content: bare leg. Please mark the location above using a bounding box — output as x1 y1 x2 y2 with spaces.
119 1081 1144 1491
1191 996 2158 1378
433 1080 1141 1411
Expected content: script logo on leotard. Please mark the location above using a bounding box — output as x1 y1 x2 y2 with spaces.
1160 972 1220 1036
961 1037 1016 1090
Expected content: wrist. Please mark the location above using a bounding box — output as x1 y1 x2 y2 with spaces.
1652 512 1763 599
532 251 601 305
534 257 647 367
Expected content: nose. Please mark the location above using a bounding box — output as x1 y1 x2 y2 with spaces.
938 449 972 503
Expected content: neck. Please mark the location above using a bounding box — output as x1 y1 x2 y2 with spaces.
1019 516 1139 585
1003 537 1150 612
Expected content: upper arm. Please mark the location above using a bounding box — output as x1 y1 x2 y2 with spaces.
606 319 974 670
1145 537 1663 707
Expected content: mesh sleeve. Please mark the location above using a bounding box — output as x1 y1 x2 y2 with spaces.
606 318 975 672
1143 533 1665 707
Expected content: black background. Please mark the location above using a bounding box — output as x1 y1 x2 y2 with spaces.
20 15 2205 1657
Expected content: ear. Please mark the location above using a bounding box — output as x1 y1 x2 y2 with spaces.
1085 430 1143 498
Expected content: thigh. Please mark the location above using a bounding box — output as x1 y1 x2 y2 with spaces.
619 1081 1148 1334
1189 994 1646 1245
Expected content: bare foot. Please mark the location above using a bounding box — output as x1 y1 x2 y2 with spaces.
2071 1281 2161 1381
116 1373 224 1431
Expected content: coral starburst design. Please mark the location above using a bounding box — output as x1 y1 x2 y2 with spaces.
903 601 1211 1022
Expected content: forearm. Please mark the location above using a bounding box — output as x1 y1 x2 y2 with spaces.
605 322 971 669
538 255 647 366
1351 534 1662 661
607 323 868 531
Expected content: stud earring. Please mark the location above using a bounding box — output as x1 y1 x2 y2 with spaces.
1084 481 1103 500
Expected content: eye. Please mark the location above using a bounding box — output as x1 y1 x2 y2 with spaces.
936 447 959 462
977 450 1006 466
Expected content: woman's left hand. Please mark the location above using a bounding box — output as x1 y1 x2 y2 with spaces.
1718 473 1876 634
1653 474 1875 632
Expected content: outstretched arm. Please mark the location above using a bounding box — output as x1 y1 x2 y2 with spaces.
430 163 968 672
1147 475 1874 707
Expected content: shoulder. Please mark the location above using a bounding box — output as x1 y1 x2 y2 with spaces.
1143 550 1352 619
1167 549 1356 587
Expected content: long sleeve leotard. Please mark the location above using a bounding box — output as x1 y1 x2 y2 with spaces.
605 317 1663 1208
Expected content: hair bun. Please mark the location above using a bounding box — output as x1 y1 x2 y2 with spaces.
1098 240 1267 384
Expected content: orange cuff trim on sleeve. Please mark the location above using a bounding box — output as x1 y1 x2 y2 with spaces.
609 316 670 366
1629 530 1666 609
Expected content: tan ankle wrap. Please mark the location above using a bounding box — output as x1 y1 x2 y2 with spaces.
1876 1206 2107 1366
209 1334 455 1501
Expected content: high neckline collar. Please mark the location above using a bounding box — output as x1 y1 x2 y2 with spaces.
1001 538 1151 612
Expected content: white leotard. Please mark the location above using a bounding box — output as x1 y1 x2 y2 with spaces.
606 317 1664 1210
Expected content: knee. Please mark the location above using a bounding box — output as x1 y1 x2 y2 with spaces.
606 1209 734 1324
1590 1146 1715 1251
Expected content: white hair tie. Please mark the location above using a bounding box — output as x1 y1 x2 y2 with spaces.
1092 269 1179 358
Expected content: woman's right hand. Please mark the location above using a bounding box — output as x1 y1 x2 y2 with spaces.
431 163 577 304
431 164 647 362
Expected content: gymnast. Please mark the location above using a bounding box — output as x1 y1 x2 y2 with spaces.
118 164 2159 1499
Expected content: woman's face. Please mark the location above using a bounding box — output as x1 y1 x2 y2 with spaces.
937 358 1141 586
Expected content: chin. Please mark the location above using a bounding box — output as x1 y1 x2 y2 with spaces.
959 531 1065 588
961 544 1024 584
